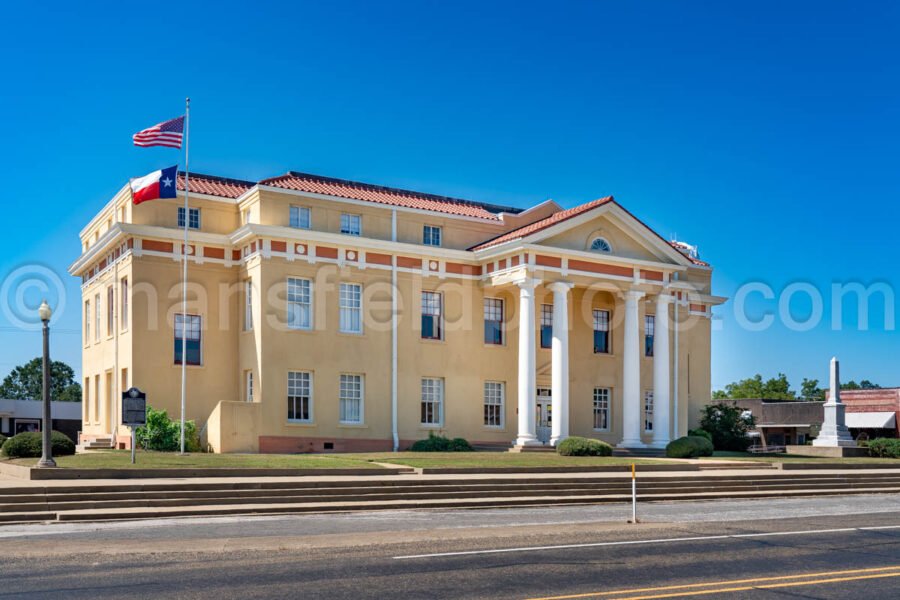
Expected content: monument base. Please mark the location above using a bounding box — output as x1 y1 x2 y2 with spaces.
785 445 869 458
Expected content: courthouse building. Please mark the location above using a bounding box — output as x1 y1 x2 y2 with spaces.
69 170 723 452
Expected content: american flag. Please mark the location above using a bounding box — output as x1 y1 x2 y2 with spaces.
133 115 184 149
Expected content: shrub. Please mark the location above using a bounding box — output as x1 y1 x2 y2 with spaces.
699 402 756 451
1 431 76 459
867 438 900 459
666 435 714 458
135 406 201 452
688 428 713 443
0 434 6 449
409 431 473 452
556 436 613 457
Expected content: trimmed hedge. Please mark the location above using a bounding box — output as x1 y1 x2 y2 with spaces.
556 436 613 457
867 438 900 459
688 428 713 443
409 432 473 452
0 431 76 459
666 435 714 458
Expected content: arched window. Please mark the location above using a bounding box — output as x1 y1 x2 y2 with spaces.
590 237 612 253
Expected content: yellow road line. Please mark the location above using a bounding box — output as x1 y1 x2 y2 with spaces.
525 564 900 600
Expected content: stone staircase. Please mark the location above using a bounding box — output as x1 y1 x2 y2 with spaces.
78 437 114 451
2 471 899 524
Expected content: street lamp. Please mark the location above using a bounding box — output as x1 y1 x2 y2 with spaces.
36 299 56 468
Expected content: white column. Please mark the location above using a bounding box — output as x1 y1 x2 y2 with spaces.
515 280 540 446
619 289 645 448
549 282 574 446
651 293 672 448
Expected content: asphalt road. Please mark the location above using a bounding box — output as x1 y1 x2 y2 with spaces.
2 494 899 599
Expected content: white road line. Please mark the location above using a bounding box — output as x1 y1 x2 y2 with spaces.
392 525 900 560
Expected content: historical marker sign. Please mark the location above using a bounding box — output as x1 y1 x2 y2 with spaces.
122 387 147 427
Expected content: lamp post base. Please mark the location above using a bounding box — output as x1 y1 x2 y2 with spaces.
36 458 57 468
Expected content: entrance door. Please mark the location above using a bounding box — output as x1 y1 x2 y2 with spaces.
536 388 552 444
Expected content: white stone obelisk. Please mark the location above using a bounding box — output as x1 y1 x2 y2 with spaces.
812 357 856 447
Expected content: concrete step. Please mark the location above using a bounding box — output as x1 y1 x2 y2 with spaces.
46 485 900 523
4 478 900 513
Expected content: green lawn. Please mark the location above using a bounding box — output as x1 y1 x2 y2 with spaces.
4 450 668 470
346 452 668 468
6 450 384 470
700 451 898 464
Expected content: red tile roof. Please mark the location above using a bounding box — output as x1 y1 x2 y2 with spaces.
469 197 615 251
177 172 254 199
669 242 709 266
260 171 521 220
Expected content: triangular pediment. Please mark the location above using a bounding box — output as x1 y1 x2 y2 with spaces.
531 203 690 266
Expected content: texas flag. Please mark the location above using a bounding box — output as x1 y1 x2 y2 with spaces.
131 165 178 204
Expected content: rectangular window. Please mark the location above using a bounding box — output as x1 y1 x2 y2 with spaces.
593 388 611 431
645 315 655 357
177 207 201 230
287 277 312 330
84 300 91 344
83 377 90 423
421 378 444 425
483 298 504 345
421 291 443 340
120 277 128 330
290 205 311 229
244 280 253 331
340 213 361 236
94 374 100 422
540 304 553 349
339 374 363 423
94 294 100 342
107 286 114 336
174 313 202 365
593 309 610 354
423 225 442 247
287 371 312 422
644 390 654 432
484 381 504 428
339 283 362 333
244 371 254 402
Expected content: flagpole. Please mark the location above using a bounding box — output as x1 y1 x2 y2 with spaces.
180 97 190 455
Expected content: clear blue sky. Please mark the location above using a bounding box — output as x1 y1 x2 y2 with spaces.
1 1 898 391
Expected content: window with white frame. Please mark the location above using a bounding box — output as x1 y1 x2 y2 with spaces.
590 237 612 253
540 304 553 349
644 390 654 432
421 378 444 425
340 213 361 236
244 279 253 331
245 370 254 402
287 277 312 330
84 300 91 344
339 374 363 423
287 371 312 422
593 387 611 431
178 207 200 230
593 309 610 354
120 277 128 330
339 283 362 333
94 294 100 342
421 291 442 340
484 381 504 428
645 315 655 357
174 314 202 365
290 205 311 229
107 286 114 336
483 298 504 345
423 225 441 246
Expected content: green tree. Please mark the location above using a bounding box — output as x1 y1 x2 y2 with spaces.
0 358 81 402
699 402 757 451
842 380 881 390
714 373 796 400
800 378 825 401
